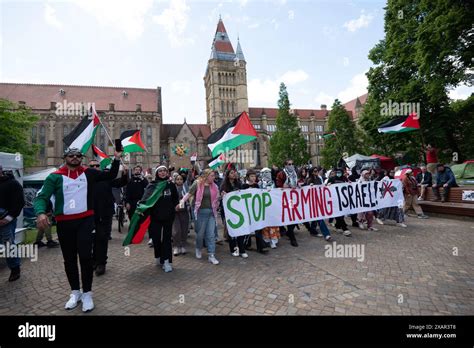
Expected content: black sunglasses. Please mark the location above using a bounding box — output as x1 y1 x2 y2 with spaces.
67 154 83 159
89 164 100 168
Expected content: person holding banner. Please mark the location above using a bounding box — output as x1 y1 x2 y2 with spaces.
357 170 377 231
304 167 333 241
326 168 352 236
220 168 245 256
242 169 268 255
181 169 220 265
275 159 299 247
259 167 281 248
378 170 407 228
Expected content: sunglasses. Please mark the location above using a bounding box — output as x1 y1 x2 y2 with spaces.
89 164 100 168
67 154 83 159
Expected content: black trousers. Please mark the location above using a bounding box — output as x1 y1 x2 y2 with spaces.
149 219 173 264
127 200 139 220
56 216 95 292
335 216 348 230
286 224 297 242
93 216 112 266
244 230 267 251
229 235 247 254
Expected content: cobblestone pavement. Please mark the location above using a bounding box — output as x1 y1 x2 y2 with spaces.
1 215 473 315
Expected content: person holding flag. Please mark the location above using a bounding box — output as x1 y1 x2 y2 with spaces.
123 165 179 273
34 147 122 313
88 156 128 276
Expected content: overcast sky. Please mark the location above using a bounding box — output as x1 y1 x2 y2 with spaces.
1 0 472 124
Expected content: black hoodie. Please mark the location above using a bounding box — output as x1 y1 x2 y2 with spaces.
141 177 179 221
0 174 25 219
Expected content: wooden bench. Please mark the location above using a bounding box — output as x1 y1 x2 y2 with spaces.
418 186 474 217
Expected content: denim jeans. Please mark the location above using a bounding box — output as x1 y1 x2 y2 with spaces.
195 209 216 254
317 220 331 238
0 218 21 269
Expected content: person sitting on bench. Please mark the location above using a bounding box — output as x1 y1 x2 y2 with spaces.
416 166 432 201
432 164 457 202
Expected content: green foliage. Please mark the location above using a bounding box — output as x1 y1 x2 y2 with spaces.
268 83 310 166
0 99 40 167
359 0 474 163
321 99 361 168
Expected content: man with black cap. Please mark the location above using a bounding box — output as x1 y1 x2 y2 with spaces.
432 164 457 202
34 147 121 312
0 164 25 281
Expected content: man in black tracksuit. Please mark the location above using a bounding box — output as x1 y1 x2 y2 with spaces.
125 166 149 220
327 168 352 236
88 160 128 276
0 165 25 282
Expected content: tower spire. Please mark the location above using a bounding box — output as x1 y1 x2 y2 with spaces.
236 37 245 61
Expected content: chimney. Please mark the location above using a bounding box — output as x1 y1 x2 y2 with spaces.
320 104 327 110
109 103 115 111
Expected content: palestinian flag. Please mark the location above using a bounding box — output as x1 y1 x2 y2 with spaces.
63 107 100 153
378 113 420 134
92 144 112 169
322 131 336 139
209 153 226 169
123 180 168 246
120 129 146 153
207 111 257 157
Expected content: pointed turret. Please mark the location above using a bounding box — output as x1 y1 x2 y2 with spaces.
209 18 236 61
236 38 246 61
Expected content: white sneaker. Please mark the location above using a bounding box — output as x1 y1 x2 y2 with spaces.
208 254 219 265
270 240 277 249
173 247 180 256
336 229 343 233
231 247 240 257
65 290 82 310
195 249 202 259
162 260 173 273
155 257 160 265
417 196 423 201
343 230 352 237
325 235 333 242
81 291 94 312
330 222 336 227
368 227 378 231
148 239 153 247
397 223 407 228
240 253 249 258
359 223 366 230
376 218 384 225
180 246 187 255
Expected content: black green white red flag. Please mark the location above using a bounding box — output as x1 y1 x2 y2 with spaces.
207 111 257 157
91 144 112 169
63 106 100 154
378 113 420 134
120 129 146 153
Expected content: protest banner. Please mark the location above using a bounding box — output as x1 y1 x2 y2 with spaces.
223 180 404 237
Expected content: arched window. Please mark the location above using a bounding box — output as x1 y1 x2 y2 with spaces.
32 126 37 144
221 101 225 113
218 73 221 84
39 125 46 156
146 126 152 150
119 127 125 139
63 125 69 151
231 101 235 114
99 127 106 150
226 101 230 113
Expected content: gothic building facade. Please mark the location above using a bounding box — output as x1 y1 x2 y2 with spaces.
0 18 367 172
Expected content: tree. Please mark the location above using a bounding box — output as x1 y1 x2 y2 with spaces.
268 83 310 166
359 0 474 163
321 99 360 168
0 99 39 167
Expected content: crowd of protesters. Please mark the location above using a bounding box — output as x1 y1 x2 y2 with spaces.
0 143 457 313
